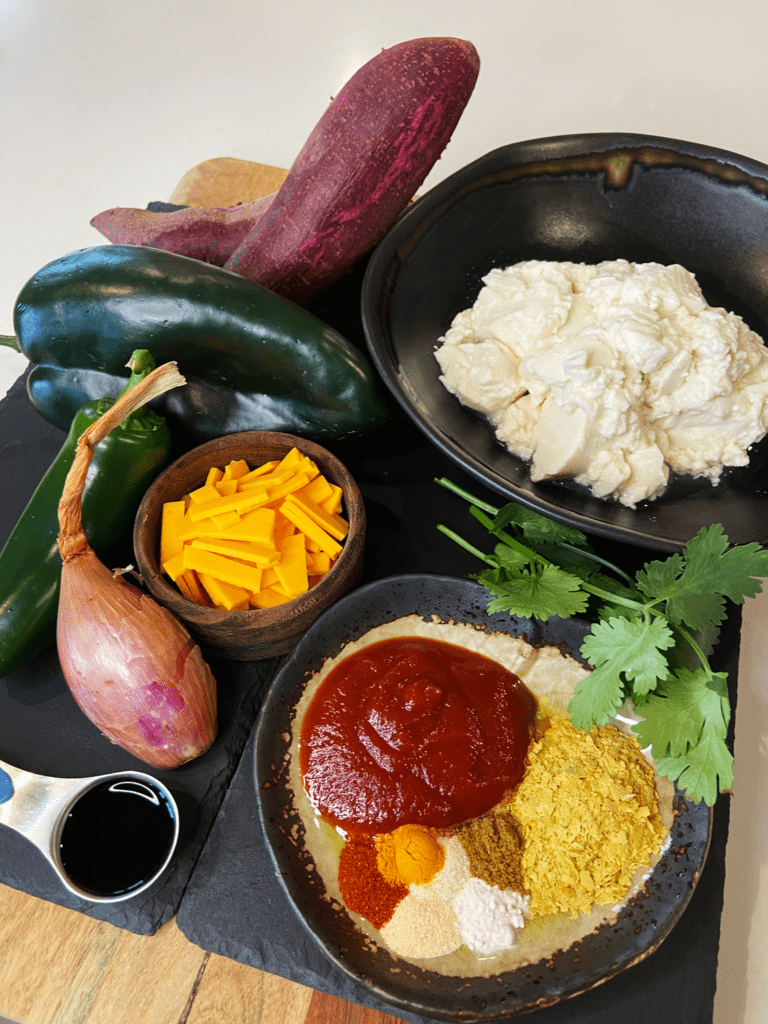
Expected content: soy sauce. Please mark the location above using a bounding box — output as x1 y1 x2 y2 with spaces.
59 778 176 897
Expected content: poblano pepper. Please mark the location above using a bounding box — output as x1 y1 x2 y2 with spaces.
0 349 172 679
2 244 389 445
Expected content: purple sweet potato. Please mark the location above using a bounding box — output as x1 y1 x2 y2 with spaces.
224 37 480 304
90 193 274 266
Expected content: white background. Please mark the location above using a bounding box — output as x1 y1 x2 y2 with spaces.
1 2 767 1021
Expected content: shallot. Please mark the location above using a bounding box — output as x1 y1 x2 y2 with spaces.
56 361 218 769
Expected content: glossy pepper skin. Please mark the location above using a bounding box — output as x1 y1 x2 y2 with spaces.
13 244 389 445
0 351 172 679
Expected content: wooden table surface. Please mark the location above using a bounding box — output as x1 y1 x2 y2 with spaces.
0 883 402 1024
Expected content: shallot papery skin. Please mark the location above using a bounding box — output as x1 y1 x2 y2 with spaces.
57 547 217 769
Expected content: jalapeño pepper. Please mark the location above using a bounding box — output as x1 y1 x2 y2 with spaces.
0 350 172 679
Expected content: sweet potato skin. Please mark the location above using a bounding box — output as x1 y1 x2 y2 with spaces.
90 194 274 266
224 37 480 303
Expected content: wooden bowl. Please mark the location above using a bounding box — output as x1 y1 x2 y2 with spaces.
133 431 365 660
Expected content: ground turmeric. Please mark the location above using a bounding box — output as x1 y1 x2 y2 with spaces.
376 824 445 886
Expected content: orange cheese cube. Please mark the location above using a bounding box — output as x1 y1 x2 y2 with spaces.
283 491 348 541
188 486 269 522
160 500 186 564
222 459 251 481
188 537 280 567
218 507 276 545
295 475 334 506
320 484 343 515
211 510 241 529
307 550 332 575
205 466 224 487
162 550 187 582
238 459 279 485
249 586 292 609
198 571 251 611
183 547 263 592
176 569 210 606
265 471 312 503
277 447 304 469
215 478 239 497
188 482 221 505
239 466 294 491
272 532 308 597
278 501 342 558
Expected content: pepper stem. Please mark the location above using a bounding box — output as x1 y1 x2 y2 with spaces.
120 349 157 396
57 362 186 563
0 335 20 352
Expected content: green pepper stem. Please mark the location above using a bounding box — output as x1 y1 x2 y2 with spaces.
119 350 157 397
0 335 20 352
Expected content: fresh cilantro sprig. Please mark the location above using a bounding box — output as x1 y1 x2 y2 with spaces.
436 477 768 806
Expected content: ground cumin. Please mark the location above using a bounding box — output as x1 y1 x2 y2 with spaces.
507 716 666 919
456 809 526 893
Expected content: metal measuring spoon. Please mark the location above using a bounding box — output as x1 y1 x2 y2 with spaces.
0 758 179 903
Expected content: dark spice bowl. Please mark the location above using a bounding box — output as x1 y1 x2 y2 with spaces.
133 431 366 660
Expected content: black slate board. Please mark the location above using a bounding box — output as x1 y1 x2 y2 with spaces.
176 395 741 1024
0 372 282 934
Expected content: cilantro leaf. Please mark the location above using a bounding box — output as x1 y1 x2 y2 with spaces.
654 721 734 805
435 479 768 807
581 615 675 695
492 503 590 548
637 525 768 633
635 553 685 601
474 563 589 621
492 543 531 573
568 660 626 729
632 668 729 756
633 668 732 804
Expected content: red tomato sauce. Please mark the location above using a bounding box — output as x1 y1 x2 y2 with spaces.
299 636 537 832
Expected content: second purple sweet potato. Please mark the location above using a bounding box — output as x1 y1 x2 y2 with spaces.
90 193 274 266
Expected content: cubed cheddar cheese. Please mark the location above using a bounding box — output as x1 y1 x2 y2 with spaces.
160 500 186 564
283 491 349 541
215 478 239 497
222 459 251 481
189 482 221 505
189 536 280 568
198 571 250 611
249 586 292 609
159 448 348 611
183 546 264 592
278 500 342 558
177 569 210 606
188 485 269 522
272 532 309 597
320 484 343 515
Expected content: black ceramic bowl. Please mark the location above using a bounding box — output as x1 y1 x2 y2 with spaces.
361 133 768 553
254 574 711 1022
